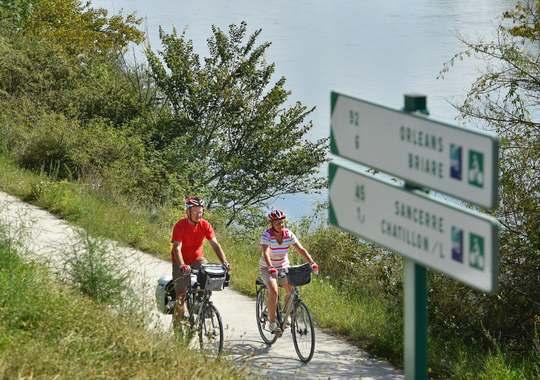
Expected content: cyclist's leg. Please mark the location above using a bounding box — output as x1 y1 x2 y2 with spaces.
172 264 190 326
282 278 294 303
261 267 279 322
282 278 294 325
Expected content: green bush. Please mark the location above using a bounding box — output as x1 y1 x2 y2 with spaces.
63 231 130 304
0 228 243 379
303 226 402 300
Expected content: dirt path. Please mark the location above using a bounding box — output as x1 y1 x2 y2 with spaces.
0 191 403 379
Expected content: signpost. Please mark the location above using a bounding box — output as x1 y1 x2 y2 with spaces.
330 91 499 209
328 161 499 292
328 92 500 380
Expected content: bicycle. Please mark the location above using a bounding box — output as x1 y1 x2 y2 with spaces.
156 263 229 356
255 263 316 363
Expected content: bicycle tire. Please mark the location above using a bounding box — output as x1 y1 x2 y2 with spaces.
291 301 315 363
255 286 278 345
198 302 224 356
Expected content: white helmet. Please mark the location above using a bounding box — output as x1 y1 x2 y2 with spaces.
155 276 175 314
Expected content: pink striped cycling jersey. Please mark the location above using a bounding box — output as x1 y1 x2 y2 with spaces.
259 227 299 269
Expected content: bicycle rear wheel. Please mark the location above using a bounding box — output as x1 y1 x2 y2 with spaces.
255 286 278 345
291 301 315 363
198 302 224 356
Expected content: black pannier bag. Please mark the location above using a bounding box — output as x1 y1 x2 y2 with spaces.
286 263 312 286
197 263 227 291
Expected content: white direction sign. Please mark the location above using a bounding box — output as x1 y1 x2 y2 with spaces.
329 161 499 293
330 92 499 209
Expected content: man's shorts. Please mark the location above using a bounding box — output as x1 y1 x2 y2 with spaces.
172 259 207 295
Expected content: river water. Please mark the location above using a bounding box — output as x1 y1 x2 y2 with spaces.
92 0 511 219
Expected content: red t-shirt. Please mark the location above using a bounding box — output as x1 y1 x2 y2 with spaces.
171 218 215 265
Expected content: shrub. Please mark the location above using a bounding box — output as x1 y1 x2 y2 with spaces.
63 230 130 304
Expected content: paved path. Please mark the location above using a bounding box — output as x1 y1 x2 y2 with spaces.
0 191 403 379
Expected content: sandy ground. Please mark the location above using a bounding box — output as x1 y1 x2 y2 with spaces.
0 191 403 379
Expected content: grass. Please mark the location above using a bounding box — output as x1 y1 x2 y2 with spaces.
0 155 171 256
0 234 244 379
0 154 537 379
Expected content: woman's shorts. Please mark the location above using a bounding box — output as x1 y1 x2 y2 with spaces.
259 266 288 287
172 259 206 295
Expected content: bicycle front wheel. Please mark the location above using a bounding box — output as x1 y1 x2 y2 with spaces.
198 302 224 356
255 287 278 345
291 301 315 363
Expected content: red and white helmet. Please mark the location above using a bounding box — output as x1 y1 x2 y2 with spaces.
185 196 205 208
268 209 286 221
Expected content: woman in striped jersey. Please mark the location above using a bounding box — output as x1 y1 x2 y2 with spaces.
260 209 319 334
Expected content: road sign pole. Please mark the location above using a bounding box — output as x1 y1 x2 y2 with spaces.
403 94 428 380
330 90 499 377
404 259 427 379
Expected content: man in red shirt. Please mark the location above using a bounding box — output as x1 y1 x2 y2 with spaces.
171 196 230 325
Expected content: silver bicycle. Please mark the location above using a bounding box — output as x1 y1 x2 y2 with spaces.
255 263 316 363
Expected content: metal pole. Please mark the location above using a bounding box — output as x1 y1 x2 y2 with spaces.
403 94 428 380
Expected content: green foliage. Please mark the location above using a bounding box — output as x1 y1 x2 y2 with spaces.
0 0 37 33
0 232 243 379
62 231 130 304
1 5 328 222
303 226 402 299
1 102 145 196
19 0 143 56
146 22 327 222
1 154 538 378
0 1 189 207
0 0 535 376
439 0 540 354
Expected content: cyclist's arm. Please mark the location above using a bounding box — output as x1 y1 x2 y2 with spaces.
171 240 185 266
292 242 315 265
208 237 229 267
261 244 273 267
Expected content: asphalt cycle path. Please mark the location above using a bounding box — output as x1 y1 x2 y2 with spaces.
0 191 403 380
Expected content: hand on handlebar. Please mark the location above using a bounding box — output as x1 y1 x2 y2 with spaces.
268 266 277 277
180 264 190 274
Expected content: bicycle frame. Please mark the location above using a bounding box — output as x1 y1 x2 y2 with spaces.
187 288 211 325
174 267 225 356
276 286 299 330
255 267 316 362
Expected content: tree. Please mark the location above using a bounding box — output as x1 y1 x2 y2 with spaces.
0 1 170 204
146 22 327 223
20 0 143 57
439 0 539 349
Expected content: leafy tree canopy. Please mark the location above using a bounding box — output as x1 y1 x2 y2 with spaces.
0 0 143 56
147 22 327 223
440 0 539 348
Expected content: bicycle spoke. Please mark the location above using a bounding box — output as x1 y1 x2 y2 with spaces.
291 301 315 363
198 303 223 356
255 287 278 345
